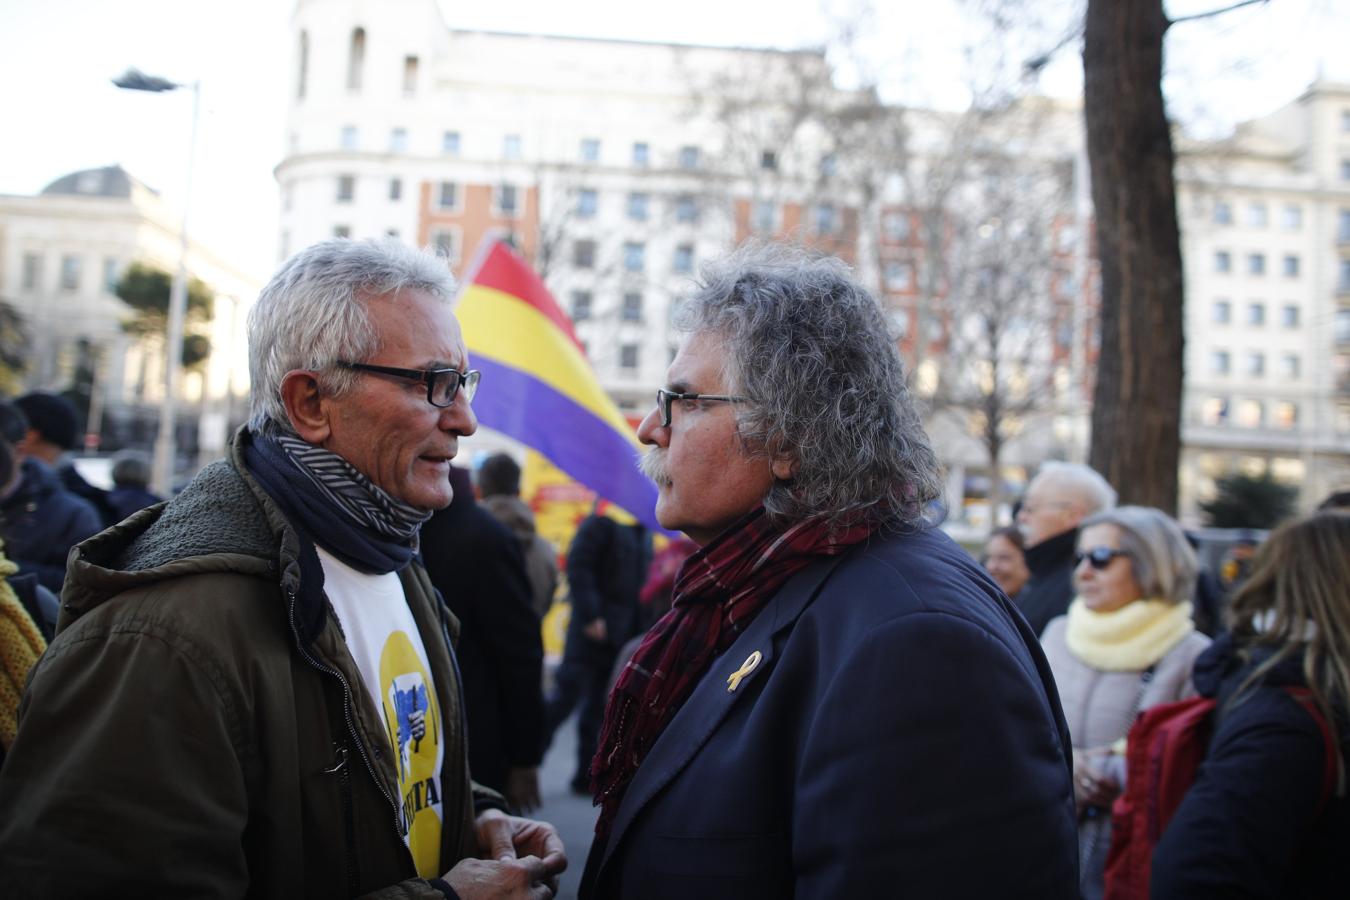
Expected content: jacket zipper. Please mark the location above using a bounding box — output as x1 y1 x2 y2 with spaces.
323 742 359 894
287 590 407 844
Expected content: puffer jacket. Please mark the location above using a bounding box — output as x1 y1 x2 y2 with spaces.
0 432 495 899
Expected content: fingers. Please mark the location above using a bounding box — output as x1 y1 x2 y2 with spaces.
482 815 517 861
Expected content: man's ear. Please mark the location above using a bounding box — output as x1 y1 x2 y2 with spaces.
770 452 798 481
279 370 331 444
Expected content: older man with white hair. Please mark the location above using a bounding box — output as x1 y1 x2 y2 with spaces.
0 239 565 899
1015 460 1118 636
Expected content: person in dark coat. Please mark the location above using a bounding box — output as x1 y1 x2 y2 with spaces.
420 465 545 813
545 512 651 793
580 244 1078 899
105 450 162 523
1014 461 1117 636
0 401 102 593
1152 511 1350 898
13 391 117 527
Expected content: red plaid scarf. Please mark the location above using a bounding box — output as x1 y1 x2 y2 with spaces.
590 506 872 840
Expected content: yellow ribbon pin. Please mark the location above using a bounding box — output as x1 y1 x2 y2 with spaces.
726 650 763 692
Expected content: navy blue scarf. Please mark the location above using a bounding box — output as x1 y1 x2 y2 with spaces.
243 429 429 575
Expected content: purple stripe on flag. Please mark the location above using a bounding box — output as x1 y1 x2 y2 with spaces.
472 356 662 531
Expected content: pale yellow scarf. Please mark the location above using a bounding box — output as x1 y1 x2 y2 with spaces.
1065 598 1195 671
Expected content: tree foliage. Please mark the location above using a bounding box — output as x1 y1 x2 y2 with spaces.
1200 472 1298 529
114 262 214 369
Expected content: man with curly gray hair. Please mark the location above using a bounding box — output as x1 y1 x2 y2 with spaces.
580 243 1079 899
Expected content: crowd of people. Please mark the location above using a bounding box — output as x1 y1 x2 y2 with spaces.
0 236 1344 899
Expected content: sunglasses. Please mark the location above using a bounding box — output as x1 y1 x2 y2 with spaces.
1074 547 1130 570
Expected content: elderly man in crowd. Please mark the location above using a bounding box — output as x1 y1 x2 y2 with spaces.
579 244 1078 899
1015 461 1118 636
0 240 564 899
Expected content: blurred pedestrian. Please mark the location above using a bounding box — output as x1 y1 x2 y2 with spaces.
1039 506 1211 900
105 449 162 523
476 452 558 618
0 400 102 593
983 524 1031 600
421 465 545 813
1152 510 1350 897
14 391 116 526
1015 461 1117 636
606 535 698 695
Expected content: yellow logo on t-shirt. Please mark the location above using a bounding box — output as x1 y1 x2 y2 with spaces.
380 631 443 878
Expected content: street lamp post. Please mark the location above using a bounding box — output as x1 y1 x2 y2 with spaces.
113 67 200 496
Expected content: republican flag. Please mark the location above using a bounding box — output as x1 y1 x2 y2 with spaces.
455 237 661 530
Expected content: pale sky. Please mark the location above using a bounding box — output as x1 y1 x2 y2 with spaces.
1 0 1345 282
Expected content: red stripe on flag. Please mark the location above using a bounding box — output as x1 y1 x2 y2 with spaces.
471 241 583 351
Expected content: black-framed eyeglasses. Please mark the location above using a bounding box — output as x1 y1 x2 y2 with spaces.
1074 547 1130 570
655 388 748 427
337 361 480 408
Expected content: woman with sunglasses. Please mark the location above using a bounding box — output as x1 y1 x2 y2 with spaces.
1151 511 1349 897
1039 505 1211 900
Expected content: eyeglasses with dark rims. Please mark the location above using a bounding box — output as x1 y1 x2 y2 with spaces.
336 361 480 408
655 388 748 427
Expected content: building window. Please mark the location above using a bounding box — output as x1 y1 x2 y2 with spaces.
333 225 351 238
21 253 41 290
570 290 592 321
819 153 838 177
674 194 698 224
1341 259 1350 292
438 181 457 209
1340 209 1350 242
1282 204 1302 230
626 193 648 221
672 244 694 274
620 344 639 370
297 31 309 100
1210 350 1230 375
760 150 778 171
884 211 912 241
386 229 399 240
443 131 460 155
1236 399 1264 428
622 292 643 321
1246 351 1265 377
1337 309 1350 344
1201 397 1229 426
1274 401 1298 429
1214 250 1231 273
1247 253 1265 276
431 229 457 262
623 242 645 273
580 138 600 163
632 142 649 167
340 125 359 151
678 145 700 170
102 258 120 293
885 261 914 290
389 128 408 153
502 134 522 160
1342 158 1350 181
815 203 838 234
752 200 777 232
1281 354 1301 379
389 178 402 201
1247 302 1265 327
576 189 597 218
402 55 419 96
1212 201 1232 225
497 184 518 216
573 240 595 269
1283 254 1300 278
336 175 355 202
1212 300 1231 324
1246 203 1267 227
347 27 365 92
1282 303 1300 328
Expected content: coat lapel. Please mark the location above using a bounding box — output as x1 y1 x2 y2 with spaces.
599 553 846 871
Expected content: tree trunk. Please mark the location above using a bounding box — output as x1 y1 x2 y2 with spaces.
1082 0 1184 514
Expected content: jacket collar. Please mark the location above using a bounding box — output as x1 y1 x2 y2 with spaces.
1024 526 1078 576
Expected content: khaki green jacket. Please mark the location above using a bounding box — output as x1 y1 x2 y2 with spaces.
0 435 497 898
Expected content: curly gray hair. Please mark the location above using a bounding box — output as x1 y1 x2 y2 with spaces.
246 239 456 435
673 242 943 529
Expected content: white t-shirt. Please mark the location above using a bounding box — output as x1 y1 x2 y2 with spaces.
317 546 445 878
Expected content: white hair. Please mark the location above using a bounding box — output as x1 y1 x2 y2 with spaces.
246 239 456 435
1081 506 1197 605
1030 461 1117 515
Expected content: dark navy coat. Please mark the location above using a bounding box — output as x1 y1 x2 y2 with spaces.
0 458 102 592
580 526 1079 899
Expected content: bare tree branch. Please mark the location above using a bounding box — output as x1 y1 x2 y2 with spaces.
1167 0 1267 27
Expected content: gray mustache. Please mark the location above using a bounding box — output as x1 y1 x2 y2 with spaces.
638 448 671 486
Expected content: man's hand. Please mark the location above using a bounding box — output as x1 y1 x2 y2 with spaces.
442 857 556 899
583 617 608 643
504 766 541 814
475 808 567 892
1072 747 1121 814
